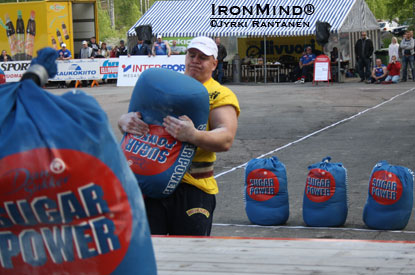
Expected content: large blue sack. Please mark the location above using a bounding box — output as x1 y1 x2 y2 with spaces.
121 68 209 198
0 80 156 273
244 156 289 225
303 157 348 227
363 161 414 230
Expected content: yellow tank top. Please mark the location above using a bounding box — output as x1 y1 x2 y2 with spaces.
182 78 240 194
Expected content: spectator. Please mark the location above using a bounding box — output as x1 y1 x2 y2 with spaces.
382 55 401 84
170 40 181 55
101 42 110 58
117 40 128 57
213 37 227 84
367 58 387 84
294 46 316 83
330 47 340 81
56 43 71 88
79 40 94 87
88 36 100 56
0 50 12 62
355 32 374 82
79 40 94 59
57 43 71 60
400 31 414 82
110 45 119 58
388 37 399 62
130 39 151 56
94 49 105 58
152 34 171 56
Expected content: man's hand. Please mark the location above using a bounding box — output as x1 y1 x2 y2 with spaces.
163 115 195 142
118 112 149 135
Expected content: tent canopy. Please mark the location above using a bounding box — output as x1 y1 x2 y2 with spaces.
128 0 379 37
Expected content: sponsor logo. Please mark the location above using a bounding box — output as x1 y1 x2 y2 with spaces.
370 170 403 205
57 64 97 76
186 208 210 218
0 148 132 273
247 169 279 201
50 4 65 11
122 64 132 73
101 60 119 79
0 62 31 72
305 169 335 203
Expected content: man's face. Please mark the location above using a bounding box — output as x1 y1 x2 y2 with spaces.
376 59 381 66
83 43 88 48
91 38 96 43
185 48 218 83
172 40 177 46
306 48 312 54
215 37 220 45
138 40 143 44
361 32 367 39
157 38 162 43
391 55 396 62
1 50 6 56
120 42 124 47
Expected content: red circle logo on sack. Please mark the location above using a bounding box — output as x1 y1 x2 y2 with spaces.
121 125 182 176
370 170 403 205
305 169 336 203
0 148 132 273
247 169 279 201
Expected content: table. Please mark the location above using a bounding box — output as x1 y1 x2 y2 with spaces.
250 64 281 83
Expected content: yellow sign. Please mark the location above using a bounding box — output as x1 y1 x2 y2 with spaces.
238 36 322 62
0 1 72 60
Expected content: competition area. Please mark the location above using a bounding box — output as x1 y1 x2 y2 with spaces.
48 80 415 241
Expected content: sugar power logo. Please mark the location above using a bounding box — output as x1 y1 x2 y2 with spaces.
210 4 314 28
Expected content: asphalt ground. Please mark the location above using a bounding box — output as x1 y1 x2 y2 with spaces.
47 79 415 241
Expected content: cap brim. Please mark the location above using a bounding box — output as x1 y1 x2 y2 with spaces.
188 45 217 59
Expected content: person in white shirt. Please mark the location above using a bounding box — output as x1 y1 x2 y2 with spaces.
388 37 399 62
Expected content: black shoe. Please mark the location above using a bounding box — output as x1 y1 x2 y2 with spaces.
359 79 365 82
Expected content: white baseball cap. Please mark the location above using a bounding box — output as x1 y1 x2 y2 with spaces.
82 40 88 45
157 34 162 39
187 36 218 59
61 43 66 47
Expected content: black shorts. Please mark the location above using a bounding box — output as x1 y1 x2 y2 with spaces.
144 182 216 236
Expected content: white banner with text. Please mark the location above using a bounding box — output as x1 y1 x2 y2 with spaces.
116 55 186 87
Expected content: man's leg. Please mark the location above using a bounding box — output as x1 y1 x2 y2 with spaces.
357 58 365 81
217 62 224 84
170 183 216 236
402 56 408 81
364 58 371 80
409 56 415 81
144 196 169 235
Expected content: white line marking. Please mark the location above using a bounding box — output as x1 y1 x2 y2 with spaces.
215 87 415 178
213 223 415 234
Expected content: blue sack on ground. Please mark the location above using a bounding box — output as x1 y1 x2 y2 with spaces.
244 156 289 225
121 68 209 198
363 161 414 230
0 80 156 274
303 157 348 227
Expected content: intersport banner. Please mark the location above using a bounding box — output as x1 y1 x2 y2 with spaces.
117 55 186 87
0 59 119 82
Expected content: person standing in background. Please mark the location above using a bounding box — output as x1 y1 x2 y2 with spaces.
354 32 374 82
57 43 71 60
100 42 110 58
213 37 227 84
400 31 414 82
0 50 13 62
130 39 151 56
88 36 100 56
117 40 128 57
388 37 399 62
170 40 181 55
152 35 171 57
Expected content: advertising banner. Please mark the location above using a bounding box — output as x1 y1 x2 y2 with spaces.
238 35 323 62
117 55 186 87
1 58 119 82
0 1 72 61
